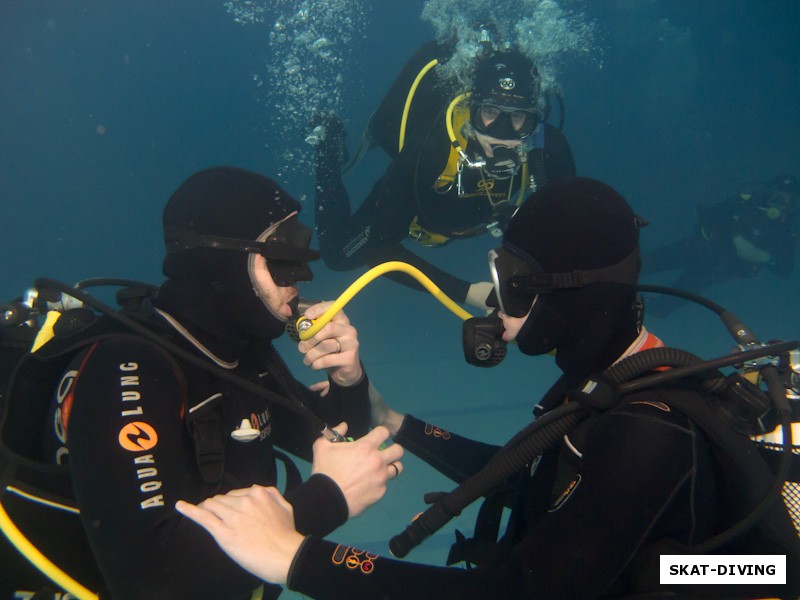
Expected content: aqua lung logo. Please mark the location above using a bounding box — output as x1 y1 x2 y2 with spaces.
250 407 272 440
118 362 164 510
118 421 158 452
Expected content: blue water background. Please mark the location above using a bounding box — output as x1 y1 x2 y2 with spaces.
1 1 799 594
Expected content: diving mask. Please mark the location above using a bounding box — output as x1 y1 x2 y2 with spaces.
488 245 642 318
472 103 538 140
164 212 320 286
488 247 540 317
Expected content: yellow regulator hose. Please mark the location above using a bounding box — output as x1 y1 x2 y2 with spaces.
0 499 99 599
295 261 474 340
0 262 471 599
398 58 439 153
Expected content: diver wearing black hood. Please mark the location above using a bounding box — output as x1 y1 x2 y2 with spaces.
176 177 797 600
496 177 642 385
31 167 403 600
312 41 575 312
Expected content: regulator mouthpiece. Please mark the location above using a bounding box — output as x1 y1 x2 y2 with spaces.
462 313 507 367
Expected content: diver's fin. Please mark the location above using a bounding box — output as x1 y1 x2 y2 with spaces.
341 128 374 174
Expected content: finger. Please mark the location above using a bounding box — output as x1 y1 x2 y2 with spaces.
302 300 334 320
221 486 260 498
197 494 245 515
380 442 404 465
387 461 403 479
175 500 222 532
264 486 294 512
333 421 348 437
362 425 391 447
299 329 351 364
311 304 350 325
301 318 354 350
309 381 331 397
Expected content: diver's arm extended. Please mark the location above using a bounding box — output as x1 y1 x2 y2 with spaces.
367 383 497 482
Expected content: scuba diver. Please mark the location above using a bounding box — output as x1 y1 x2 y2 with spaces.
312 38 575 311
643 174 798 317
0 166 403 599
177 176 800 599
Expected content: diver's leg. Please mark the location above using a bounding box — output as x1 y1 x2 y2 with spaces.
313 113 365 270
641 237 694 275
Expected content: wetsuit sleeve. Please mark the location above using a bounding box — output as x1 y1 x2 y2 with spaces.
275 372 371 536
286 397 701 600
269 368 371 462
543 123 576 180
394 414 499 484
66 337 267 600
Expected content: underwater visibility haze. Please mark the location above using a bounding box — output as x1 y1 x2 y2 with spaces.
1 0 799 595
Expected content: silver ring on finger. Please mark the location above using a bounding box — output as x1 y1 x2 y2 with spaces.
334 338 342 354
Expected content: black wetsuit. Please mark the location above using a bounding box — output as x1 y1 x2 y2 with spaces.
8 324 370 599
643 189 797 316
285 385 795 599
315 41 575 304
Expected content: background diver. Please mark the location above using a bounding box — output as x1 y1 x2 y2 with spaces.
312 37 575 312
643 174 798 317
178 177 800 599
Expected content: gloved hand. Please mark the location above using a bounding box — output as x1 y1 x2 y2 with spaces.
466 281 495 312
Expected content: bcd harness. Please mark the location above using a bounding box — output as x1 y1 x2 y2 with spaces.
0 279 330 598
388 341 800 595
408 100 546 248
387 56 547 248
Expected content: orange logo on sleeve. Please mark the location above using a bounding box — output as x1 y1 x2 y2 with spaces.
118 422 158 452
331 545 378 575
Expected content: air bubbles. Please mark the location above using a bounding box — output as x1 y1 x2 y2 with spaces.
421 0 598 95
226 0 369 189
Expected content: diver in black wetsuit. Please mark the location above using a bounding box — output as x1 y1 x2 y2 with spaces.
3 167 403 599
643 175 798 317
313 40 575 311
176 177 798 599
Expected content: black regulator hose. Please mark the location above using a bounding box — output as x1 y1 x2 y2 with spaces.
389 340 798 559
33 278 331 436
694 365 795 553
388 401 588 558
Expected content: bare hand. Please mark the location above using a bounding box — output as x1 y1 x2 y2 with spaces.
312 422 404 517
175 486 305 584
368 382 406 435
297 302 363 387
